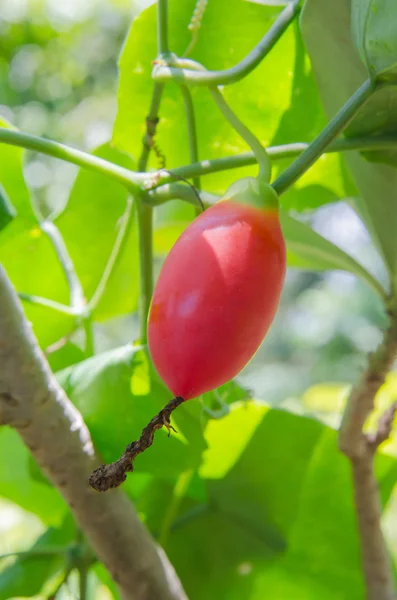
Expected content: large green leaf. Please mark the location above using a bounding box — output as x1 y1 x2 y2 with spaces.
56 143 139 321
280 211 386 298
56 345 207 489
114 0 294 196
153 204 386 298
0 119 35 238
271 24 358 211
351 0 397 81
0 227 74 347
0 427 67 526
301 0 397 278
115 3 358 215
0 121 74 348
0 516 75 600
0 185 16 232
140 401 397 600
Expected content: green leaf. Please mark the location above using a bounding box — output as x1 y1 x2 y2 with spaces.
0 185 16 233
0 228 74 347
0 120 74 348
46 340 86 373
271 24 358 211
55 143 139 321
153 205 386 299
56 345 207 489
152 402 397 600
280 211 387 299
0 427 67 525
93 563 121 600
0 516 76 600
301 0 397 279
114 0 295 195
0 118 35 238
352 0 397 81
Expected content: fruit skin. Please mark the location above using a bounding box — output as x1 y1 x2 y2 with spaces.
148 186 286 400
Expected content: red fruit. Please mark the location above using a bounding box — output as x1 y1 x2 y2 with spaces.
148 178 286 400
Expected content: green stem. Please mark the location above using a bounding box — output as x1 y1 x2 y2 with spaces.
148 182 217 207
88 197 134 312
18 292 78 315
272 79 377 195
40 221 85 310
40 221 95 353
135 81 164 341
157 0 169 55
153 0 300 86
180 85 201 190
48 568 74 599
136 196 153 343
169 503 210 533
2 126 397 194
0 127 144 190
82 315 95 358
209 87 270 181
153 135 397 186
159 469 194 548
0 547 71 560
138 83 164 172
78 564 89 600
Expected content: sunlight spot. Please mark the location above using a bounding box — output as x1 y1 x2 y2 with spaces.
133 62 144 75
30 227 42 239
237 562 253 576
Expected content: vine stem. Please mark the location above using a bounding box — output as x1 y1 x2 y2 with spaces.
136 194 153 343
79 563 89 600
88 197 134 313
157 0 169 55
272 78 377 195
0 547 71 560
138 83 164 172
18 293 78 315
163 136 397 183
339 307 397 600
159 469 194 548
134 78 165 340
155 57 271 181
40 221 85 310
40 220 94 355
1 127 397 192
0 127 144 190
180 85 201 190
209 87 270 181
153 0 300 86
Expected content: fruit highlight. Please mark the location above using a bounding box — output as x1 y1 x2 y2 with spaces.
148 177 286 400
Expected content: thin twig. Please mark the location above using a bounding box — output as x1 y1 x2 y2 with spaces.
2 127 397 192
339 311 397 600
180 85 201 191
153 0 300 86
18 293 77 316
88 197 134 312
272 78 376 195
40 221 85 310
89 397 184 492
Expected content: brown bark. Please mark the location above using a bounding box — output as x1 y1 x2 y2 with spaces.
0 264 187 600
339 311 397 600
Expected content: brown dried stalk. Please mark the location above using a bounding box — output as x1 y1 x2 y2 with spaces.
89 396 184 492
